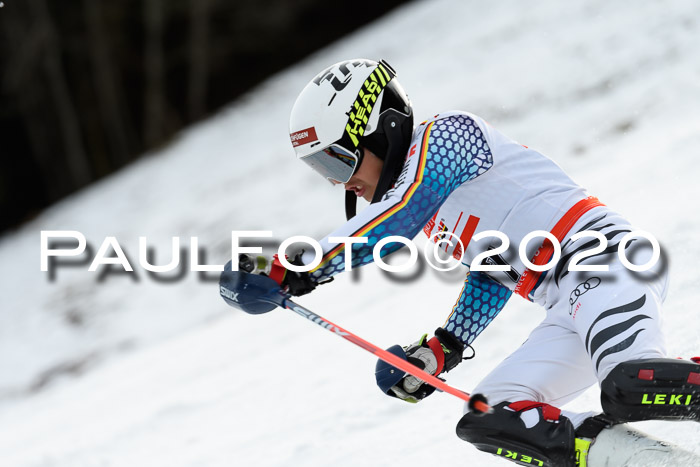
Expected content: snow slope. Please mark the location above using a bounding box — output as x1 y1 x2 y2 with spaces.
1 0 700 465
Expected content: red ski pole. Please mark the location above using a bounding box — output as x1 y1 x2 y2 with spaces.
264 292 490 414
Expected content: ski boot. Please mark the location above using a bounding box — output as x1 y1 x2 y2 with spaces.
456 395 700 467
456 400 581 466
600 357 700 422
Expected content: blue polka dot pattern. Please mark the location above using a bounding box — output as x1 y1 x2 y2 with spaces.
421 114 493 199
310 113 494 283
445 271 512 346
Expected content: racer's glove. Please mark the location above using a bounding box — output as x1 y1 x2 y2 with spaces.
375 328 467 403
238 253 316 297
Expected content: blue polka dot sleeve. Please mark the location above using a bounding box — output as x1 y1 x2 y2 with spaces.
445 271 512 346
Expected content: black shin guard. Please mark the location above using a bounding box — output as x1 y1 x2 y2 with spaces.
456 401 576 467
601 358 700 422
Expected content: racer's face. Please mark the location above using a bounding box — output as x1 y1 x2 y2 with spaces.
343 147 383 202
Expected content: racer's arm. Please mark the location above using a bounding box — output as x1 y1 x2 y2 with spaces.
443 270 512 347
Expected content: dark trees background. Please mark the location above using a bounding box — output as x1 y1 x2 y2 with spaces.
0 0 407 232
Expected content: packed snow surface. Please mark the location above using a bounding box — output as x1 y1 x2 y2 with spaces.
1 0 699 465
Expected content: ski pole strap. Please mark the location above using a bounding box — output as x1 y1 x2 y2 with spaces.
269 255 287 285
425 336 446 375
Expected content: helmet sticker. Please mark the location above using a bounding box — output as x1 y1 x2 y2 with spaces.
312 59 374 91
290 127 319 147
345 63 394 147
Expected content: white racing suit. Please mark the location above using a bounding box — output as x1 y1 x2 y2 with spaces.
302 111 667 427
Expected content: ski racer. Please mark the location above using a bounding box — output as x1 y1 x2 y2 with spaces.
225 59 700 466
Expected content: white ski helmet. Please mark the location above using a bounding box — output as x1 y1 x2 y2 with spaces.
289 59 413 218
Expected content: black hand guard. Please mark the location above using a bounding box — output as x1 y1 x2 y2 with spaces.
283 253 317 297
